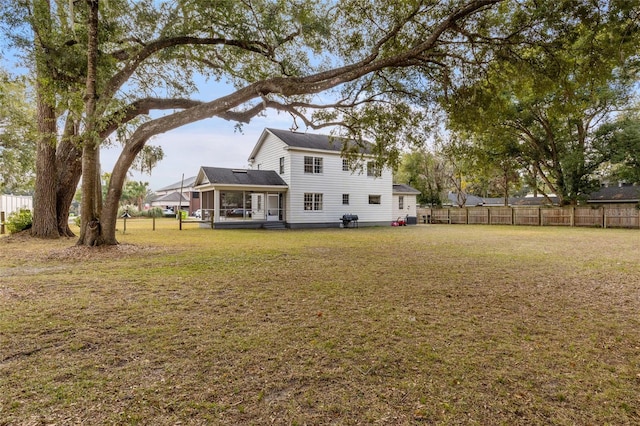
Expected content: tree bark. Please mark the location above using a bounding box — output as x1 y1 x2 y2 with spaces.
56 136 82 237
77 0 104 246
31 89 59 238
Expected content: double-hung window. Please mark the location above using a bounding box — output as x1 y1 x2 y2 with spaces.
304 156 323 174
304 193 323 211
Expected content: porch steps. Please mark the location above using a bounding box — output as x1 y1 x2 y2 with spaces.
262 221 287 230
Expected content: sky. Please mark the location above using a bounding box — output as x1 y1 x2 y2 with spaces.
100 106 299 191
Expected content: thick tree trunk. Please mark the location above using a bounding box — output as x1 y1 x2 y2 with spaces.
77 143 104 245
56 142 82 237
100 143 141 245
31 85 60 239
77 0 105 246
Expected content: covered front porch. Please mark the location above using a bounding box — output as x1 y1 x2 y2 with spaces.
194 166 289 229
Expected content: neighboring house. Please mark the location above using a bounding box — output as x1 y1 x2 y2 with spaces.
193 128 419 229
151 176 198 213
0 194 33 216
151 191 190 212
446 184 640 208
393 184 421 223
587 184 640 206
446 192 485 207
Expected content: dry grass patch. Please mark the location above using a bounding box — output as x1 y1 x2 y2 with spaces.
1 221 639 424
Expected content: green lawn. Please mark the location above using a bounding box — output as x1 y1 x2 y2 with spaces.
1 220 639 424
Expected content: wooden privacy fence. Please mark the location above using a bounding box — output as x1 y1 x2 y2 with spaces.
419 206 640 229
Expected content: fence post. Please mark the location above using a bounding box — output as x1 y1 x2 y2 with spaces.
487 208 492 225
465 208 469 225
511 207 515 225
179 211 183 230
603 207 607 228
538 207 542 226
1 211 5 235
153 216 156 231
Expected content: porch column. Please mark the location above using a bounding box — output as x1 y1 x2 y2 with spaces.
214 189 220 222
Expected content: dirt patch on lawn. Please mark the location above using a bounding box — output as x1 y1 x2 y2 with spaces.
45 243 162 261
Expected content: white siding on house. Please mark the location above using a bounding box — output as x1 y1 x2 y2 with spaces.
287 149 392 225
251 132 290 176
393 194 418 220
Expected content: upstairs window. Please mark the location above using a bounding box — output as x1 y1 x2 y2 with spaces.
342 159 349 171
399 195 404 210
367 161 381 177
279 157 285 174
342 194 349 205
304 156 323 174
369 195 381 205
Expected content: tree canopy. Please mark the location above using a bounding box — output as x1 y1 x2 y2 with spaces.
441 0 640 205
0 70 36 194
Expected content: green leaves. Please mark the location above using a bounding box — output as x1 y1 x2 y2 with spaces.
442 0 640 204
0 70 36 194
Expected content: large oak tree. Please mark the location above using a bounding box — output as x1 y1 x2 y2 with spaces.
442 0 640 205
2 0 515 245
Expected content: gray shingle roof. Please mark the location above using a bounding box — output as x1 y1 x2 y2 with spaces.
266 128 372 153
152 192 189 203
392 184 421 194
588 185 640 202
200 167 287 186
156 176 197 192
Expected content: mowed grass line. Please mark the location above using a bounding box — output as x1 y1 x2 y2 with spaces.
1 221 639 425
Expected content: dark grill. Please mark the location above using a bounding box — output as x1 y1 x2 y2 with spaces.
341 214 359 228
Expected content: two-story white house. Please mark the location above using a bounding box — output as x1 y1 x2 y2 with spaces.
193 128 417 229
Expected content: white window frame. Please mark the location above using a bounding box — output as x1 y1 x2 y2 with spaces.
304 193 323 211
304 156 323 174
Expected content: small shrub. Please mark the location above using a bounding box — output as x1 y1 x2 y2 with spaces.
6 209 33 234
147 207 163 218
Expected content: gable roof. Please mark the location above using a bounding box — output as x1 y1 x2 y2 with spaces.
156 176 196 192
392 184 421 195
152 191 189 203
197 167 287 187
249 128 372 160
267 128 356 152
